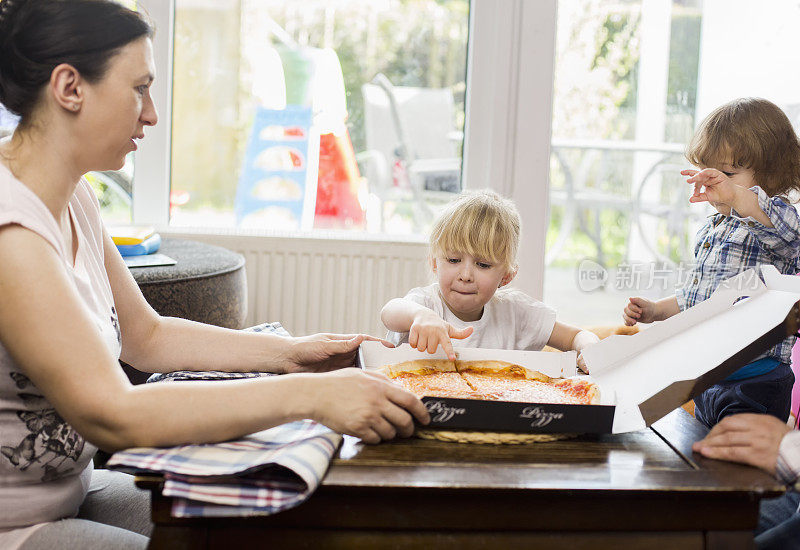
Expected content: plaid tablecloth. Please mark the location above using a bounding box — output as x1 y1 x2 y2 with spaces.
108 322 343 517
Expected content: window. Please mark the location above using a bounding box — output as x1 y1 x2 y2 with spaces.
135 0 556 299
166 0 469 236
85 160 134 225
544 0 800 326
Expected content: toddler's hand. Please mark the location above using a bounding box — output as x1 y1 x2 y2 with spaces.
623 297 658 325
682 168 738 207
409 311 473 360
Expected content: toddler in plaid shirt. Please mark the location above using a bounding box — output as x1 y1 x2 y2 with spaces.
622 98 800 429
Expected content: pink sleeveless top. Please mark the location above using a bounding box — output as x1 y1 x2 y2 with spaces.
0 160 122 545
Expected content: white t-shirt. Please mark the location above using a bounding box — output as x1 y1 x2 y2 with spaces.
0 161 121 546
386 283 557 351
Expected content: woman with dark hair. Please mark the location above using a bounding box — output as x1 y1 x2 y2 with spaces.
0 1 429 548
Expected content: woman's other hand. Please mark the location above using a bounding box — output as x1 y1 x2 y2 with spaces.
284 333 391 374
310 368 430 444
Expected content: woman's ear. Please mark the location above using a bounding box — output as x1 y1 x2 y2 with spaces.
499 267 518 288
49 63 83 113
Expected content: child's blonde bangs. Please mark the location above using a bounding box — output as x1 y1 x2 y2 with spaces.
429 190 520 270
432 219 510 267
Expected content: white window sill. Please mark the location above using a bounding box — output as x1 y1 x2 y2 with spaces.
158 225 428 245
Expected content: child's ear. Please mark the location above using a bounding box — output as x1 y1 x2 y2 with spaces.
430 257 438 274
499 267 518 288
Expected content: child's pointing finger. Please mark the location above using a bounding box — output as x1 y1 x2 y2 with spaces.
441 339 456 361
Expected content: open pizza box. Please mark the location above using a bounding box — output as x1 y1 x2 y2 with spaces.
360 265 800 434
357 342 608 433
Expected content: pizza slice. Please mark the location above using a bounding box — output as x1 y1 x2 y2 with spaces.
456 360 599 405
379 359 480 399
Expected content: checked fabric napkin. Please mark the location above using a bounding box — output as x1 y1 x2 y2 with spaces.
107 322 343 517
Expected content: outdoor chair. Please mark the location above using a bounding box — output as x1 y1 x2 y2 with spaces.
358 73 462 231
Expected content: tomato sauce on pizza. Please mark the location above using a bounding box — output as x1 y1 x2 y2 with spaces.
392 369 478 399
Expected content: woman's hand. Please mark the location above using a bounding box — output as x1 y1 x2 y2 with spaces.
310 368 430 444
408 310 472 360
691 413 791 476
284 333 391 374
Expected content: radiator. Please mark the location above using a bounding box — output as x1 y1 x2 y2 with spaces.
162 231 431 337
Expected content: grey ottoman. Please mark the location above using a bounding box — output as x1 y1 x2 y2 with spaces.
129 238 248 329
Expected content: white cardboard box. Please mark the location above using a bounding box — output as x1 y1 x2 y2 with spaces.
583 265 800 433
358 266 800 434
358 342 614 433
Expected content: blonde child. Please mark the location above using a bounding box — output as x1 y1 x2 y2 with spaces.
381 189 599 369
623 97 800 429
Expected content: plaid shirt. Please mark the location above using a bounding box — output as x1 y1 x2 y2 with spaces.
675 187 800 365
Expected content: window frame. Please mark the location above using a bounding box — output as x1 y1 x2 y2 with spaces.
134 0 173 225
134 0 556 299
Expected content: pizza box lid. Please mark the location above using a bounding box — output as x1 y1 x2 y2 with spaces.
582 265 800 433
358 342 579 379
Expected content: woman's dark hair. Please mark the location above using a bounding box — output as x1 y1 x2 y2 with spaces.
0 0 152 125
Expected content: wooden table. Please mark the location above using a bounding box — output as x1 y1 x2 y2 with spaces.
137 409 784 550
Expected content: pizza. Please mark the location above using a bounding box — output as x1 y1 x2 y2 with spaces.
380 359 599 406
